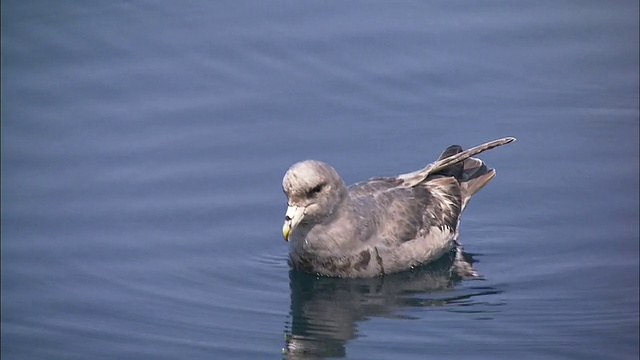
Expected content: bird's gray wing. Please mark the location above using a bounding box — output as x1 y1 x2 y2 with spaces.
398 137 515 187
348 176 462 245
348 177 403 198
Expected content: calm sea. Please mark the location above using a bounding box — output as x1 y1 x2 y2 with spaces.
2 1 638 359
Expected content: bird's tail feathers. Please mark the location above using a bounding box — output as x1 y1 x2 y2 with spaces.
398 137 515 208
434 145 496 209
459 164 495 209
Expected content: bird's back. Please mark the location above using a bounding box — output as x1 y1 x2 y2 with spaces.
348 176 463 245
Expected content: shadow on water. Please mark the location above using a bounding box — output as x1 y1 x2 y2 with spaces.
282 250 503 359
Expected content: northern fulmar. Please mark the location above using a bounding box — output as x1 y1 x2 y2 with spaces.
281 137 515 278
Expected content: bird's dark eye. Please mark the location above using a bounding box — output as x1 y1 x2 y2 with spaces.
308 183 325 196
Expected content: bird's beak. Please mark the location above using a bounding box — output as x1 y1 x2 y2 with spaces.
282 205 305 241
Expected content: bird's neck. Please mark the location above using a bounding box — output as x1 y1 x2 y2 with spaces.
293 199 364 256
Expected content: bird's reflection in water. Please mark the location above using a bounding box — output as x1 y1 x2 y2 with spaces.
282 249 502 359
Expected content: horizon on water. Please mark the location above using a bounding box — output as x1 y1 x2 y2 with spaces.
2 1 638 359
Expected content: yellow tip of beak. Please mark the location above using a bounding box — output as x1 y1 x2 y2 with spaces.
282 223 291 241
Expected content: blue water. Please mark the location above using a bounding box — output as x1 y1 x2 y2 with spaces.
2 1 638 359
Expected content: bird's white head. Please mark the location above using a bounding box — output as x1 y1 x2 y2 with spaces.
281 160 347 241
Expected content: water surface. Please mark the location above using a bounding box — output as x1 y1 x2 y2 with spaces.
2 1 638 359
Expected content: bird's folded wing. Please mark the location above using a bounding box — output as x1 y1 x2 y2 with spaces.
398 137 516 187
